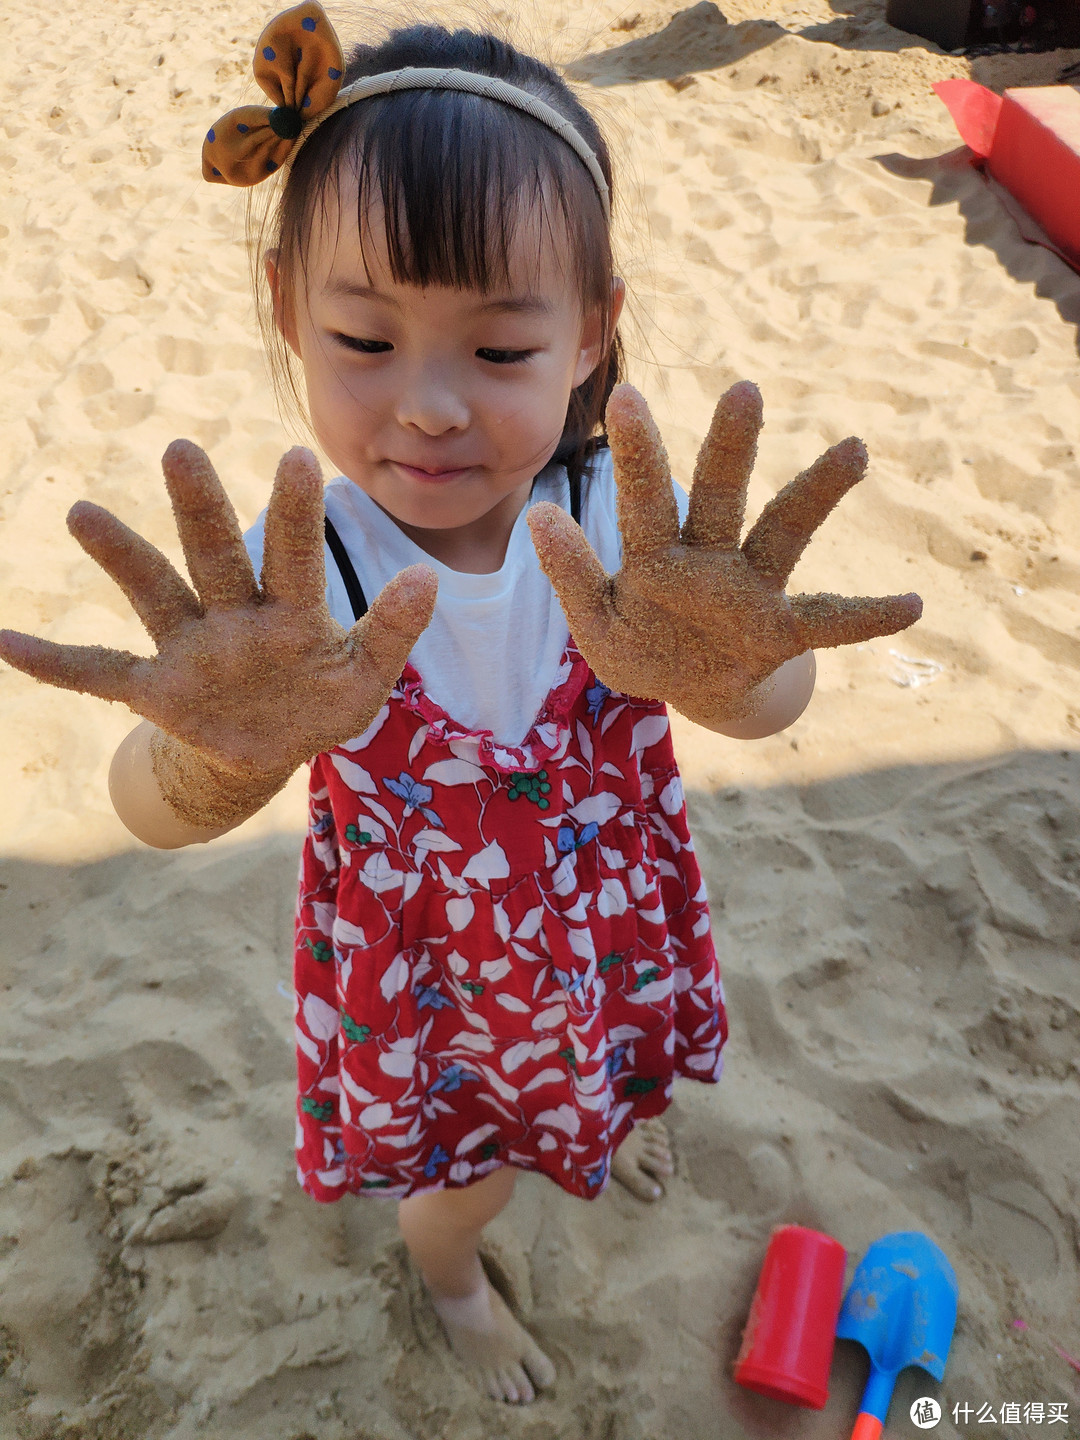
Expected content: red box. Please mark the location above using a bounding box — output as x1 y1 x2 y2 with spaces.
989 86 1080 265
935 80 1080 268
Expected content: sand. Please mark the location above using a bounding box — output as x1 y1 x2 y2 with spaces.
1 0 1079 1435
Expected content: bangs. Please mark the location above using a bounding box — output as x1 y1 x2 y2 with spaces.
296 90 608 302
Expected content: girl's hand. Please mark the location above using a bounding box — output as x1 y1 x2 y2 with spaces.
0 443 437 826
528 383 922 732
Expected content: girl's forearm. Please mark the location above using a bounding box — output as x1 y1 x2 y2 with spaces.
109 721 289 848
704 650 816 740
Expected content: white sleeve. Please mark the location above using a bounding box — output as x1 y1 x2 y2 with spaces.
674 481 690 526
243 507 268 576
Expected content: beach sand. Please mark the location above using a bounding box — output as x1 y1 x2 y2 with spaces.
1 0 1079 1435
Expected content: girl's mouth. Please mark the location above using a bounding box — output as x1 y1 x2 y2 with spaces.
391 460 475 484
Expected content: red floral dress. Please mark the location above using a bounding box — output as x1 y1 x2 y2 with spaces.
293 641 727 1202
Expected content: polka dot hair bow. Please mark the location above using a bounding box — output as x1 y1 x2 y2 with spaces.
202 1 345 186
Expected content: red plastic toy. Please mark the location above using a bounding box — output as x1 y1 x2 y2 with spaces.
734 1225 848 1409
935 79 1080 269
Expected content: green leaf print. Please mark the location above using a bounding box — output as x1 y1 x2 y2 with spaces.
305 939 333 963
345 824 372 844
633 966 661 991
625 1076 659 1096
599 952 622 974
361 1178 393 1189
480 1142 500 1161
460 980 485 996
301 1096 335 1122
340 1013 371 1043
559 1046 579 1074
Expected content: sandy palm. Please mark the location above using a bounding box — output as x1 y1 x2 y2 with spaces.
0 442 437 778
528 382 922 730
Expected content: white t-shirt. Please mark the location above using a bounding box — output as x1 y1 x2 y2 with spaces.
243 447 690 748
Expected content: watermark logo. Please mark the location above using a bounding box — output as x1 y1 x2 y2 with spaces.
911 1397 942 1428
951 1400 1070 1425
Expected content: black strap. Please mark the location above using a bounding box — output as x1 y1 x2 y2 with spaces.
324 516 368 622
324 474 583 626
569 472 582 526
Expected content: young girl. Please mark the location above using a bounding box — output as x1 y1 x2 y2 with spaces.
0 3 921 1407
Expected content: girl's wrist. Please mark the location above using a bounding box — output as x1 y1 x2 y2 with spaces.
110 723 231 848
148 728 295 832
702 650 816 740
108 721 294 847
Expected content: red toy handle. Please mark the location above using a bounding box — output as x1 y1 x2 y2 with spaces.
850 1414 883 1440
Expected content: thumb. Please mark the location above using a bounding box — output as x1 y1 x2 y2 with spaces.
348 563 438 687
789 590 923 649
527 502 613 640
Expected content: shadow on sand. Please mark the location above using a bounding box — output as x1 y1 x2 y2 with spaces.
874 144 1080 350
0 747 1078 1435
567 0 1080 88
564 2 784 85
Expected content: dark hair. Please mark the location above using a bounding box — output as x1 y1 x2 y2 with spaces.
255 23 623 485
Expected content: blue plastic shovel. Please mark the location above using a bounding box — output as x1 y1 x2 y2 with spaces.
836 1231 959 1440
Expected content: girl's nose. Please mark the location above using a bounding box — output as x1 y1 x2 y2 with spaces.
394 364 469 436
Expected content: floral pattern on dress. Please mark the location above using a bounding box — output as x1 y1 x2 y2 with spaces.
293 642 727 1202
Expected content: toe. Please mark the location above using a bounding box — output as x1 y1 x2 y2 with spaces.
626 1168 663 1201
508 1362 536 1404
523 1342 557 1391
644 1144 674 1174
497 1367 521 1404
642 1121 675 1171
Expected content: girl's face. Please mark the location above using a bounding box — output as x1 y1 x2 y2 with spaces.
270 174 620 565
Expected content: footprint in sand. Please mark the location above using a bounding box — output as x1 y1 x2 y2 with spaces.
157 334 212 377
690 1141 793 1214
966 988 1079 1082
969 1178 1062 1279
0 1152 143 1409
84 390 156 432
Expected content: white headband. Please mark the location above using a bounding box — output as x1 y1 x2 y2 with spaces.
289 67 611 220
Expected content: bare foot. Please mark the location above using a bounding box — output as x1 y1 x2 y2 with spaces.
611 1117 675 1201
428 1277 556 1404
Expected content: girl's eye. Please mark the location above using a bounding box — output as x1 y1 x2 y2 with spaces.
476 347 534 365
334 335 393 354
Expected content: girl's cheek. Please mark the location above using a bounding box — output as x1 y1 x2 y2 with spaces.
321 358 387 410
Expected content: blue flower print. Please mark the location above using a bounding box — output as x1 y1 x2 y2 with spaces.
557 820 600 854
586 1164 607 1188
384 771 444 827
423 1144 450 1178
312 812 333 838
606 1042 628 1079
415 984 455 1011
552 965 587 997
429 1063 480 1094
585 680 611 720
